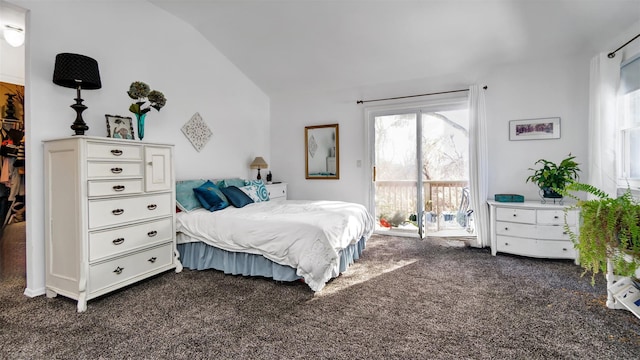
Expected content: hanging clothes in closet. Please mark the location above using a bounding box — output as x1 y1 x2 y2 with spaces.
0 119 25 228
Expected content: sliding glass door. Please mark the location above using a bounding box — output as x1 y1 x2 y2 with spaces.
367 98 471 238
372 112 424 237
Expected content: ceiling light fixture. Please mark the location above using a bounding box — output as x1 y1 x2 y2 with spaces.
3 24 25 47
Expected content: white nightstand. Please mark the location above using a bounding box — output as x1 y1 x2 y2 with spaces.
266 183 287 201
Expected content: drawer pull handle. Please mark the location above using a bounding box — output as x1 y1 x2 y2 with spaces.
147 204 157 210
112 209 124 215
512 214 517 217
110 149 123 156
504 227 509 231
147 230 157 237
112 185 125 192
111 167 123 174
113 266 124 275
148 257 157 263
504 242 509 246
562 248 567 251
554 215 559 219
112 238 125 245
563 231 568 235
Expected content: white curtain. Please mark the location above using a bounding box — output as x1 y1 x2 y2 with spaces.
588 52 621 197
468 85 489 248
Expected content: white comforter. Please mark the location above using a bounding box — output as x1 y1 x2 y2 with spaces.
176 200 375 291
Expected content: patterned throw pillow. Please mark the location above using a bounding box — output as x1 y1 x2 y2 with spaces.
193 180 229 211
220 186 254 208
243 180 270 202
176 179 206 212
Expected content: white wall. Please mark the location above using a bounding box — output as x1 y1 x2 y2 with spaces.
484 55 590 200
14 0 269 295
271 88 371 204
271 54 590 205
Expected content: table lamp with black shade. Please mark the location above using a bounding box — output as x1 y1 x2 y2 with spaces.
53 53 102 135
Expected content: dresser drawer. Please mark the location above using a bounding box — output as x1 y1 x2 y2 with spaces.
496 221 575 241
88 179 144 197
88 193 172 229
87 142 142 160
267 184 287 201
495 207 536 224
537 209 577 226
88 162 143 178
89 218 173 261
496 235 576 259
496 221 535 238
535 225 576 241
88 243 173 294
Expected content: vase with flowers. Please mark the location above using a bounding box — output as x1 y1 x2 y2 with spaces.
127 81 166 140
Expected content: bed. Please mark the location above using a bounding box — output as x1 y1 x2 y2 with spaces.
175 179 374 292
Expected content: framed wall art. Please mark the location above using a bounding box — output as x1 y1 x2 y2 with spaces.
105 114 135 140
509 117 560 141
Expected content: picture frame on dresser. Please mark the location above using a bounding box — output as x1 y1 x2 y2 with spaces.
106 114 135 140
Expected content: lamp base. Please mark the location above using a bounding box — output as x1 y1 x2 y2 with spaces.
70 93 89 136
256 168 262 180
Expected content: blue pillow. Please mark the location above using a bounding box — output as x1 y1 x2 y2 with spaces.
193 181 229 211
176 179 206 212
220 186 254 208
216 178 246 188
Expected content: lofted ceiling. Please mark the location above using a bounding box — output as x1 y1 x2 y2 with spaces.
2 1 634 97
151 0 640 96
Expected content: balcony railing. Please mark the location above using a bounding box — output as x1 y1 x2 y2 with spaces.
375 180 469 231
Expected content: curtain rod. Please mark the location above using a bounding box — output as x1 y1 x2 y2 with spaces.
608 33 640 58
356 86 487 104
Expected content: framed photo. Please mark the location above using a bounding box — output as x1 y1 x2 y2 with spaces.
509 117 560 141
106 114 135 140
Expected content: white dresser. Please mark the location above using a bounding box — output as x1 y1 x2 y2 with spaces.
266 183 287 201
44 136 182 312
488 200 578 262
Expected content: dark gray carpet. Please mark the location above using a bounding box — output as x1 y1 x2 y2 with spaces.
1 235 638 359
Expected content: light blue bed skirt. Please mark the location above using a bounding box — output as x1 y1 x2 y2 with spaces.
177 236 367 283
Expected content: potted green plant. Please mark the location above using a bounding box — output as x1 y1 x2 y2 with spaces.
561 182 640 285
526 154 581 201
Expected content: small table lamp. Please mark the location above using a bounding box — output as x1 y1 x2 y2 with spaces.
53 53 102 135
250 157 268 180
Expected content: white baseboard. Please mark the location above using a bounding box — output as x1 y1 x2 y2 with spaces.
23 286 45 298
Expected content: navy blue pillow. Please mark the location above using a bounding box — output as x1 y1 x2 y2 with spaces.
193 180 229 211
220 186 254 208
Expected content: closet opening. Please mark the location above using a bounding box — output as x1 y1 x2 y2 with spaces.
0 1 27 281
